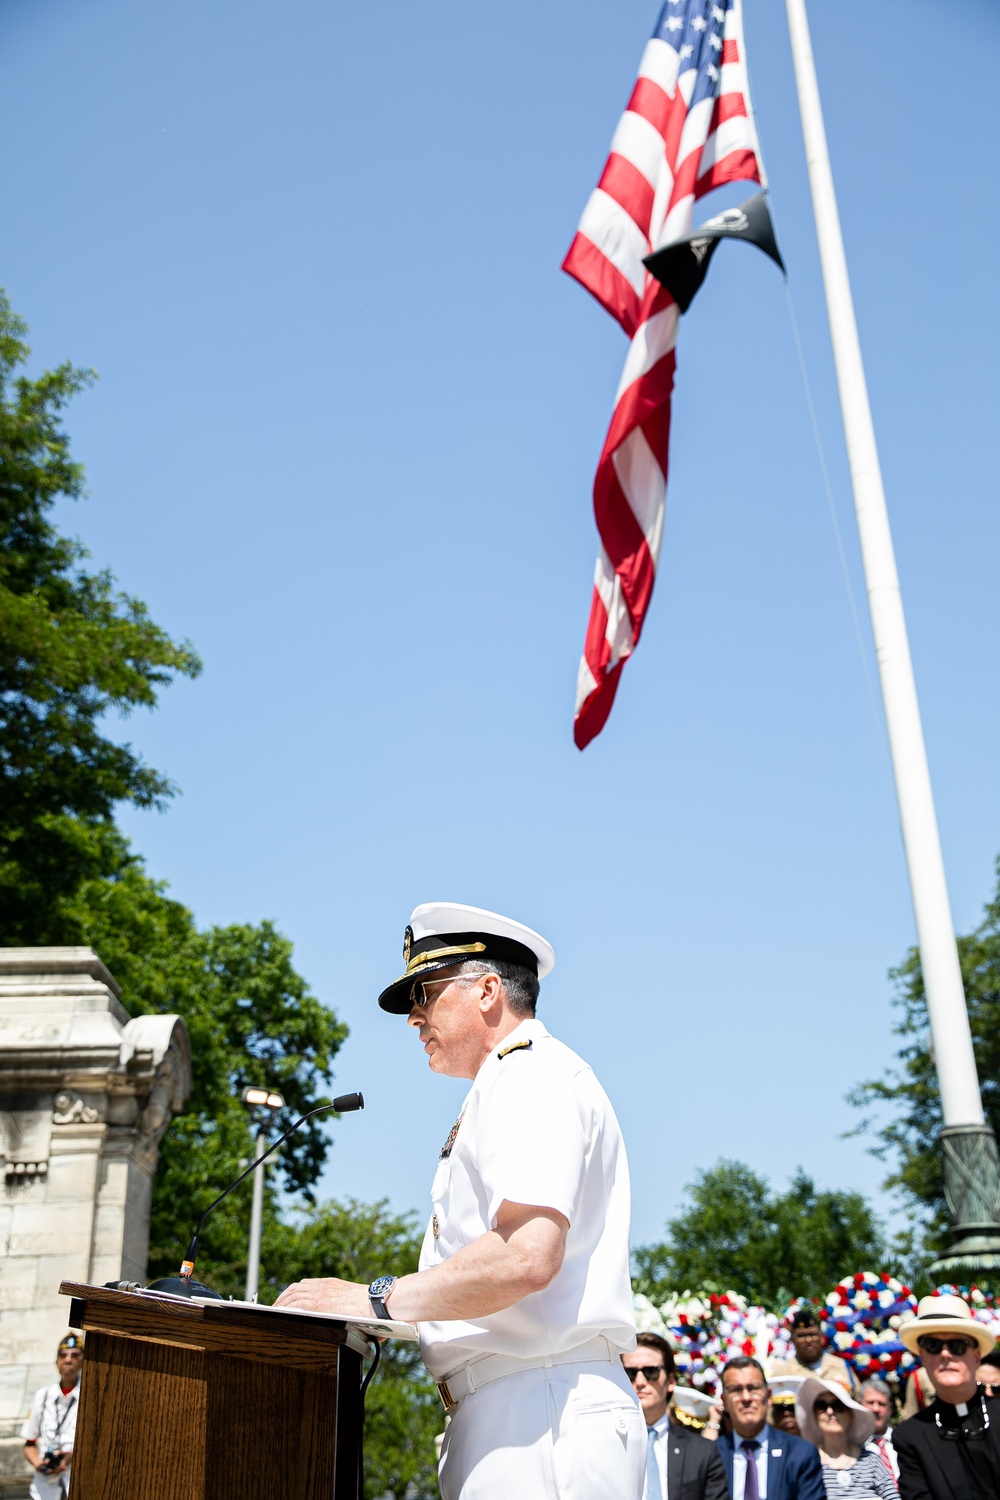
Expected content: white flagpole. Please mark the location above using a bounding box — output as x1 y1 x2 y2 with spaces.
783 0 984 1130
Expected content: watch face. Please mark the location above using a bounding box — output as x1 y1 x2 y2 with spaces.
369 1276 394 1298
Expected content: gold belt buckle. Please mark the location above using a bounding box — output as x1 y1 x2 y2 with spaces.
436 1379 458 1414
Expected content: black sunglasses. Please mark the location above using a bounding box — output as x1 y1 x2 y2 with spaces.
625 1365 667 1384
917 1335 977 1357
813 1399 847 1416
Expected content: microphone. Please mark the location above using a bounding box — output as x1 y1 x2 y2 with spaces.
147 1091 365 1298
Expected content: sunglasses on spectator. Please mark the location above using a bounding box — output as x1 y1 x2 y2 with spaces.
917 1336 977 1357
813 1399 847 1416
625 1366 667 1384
981 1382 1000 1397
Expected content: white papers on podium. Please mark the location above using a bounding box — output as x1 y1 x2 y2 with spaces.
190 1295 418 1341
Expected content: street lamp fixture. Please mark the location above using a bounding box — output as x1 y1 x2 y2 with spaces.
240 1085 286 1301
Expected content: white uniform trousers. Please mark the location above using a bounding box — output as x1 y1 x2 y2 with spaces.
438 1359 645 1500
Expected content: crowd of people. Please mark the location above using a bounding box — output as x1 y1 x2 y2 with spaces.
624 1294 1000 1499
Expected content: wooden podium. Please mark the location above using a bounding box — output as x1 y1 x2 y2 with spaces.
60 1281 373 1500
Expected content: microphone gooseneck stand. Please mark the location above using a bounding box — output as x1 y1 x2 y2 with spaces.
147 1091 365 1296
140 1088 375 1498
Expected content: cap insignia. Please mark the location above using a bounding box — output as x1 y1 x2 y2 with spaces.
402 925 413 966
498 1039 533 1061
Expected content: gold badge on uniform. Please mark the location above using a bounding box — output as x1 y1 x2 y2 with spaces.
403 925 413 966
432 1214 440 1239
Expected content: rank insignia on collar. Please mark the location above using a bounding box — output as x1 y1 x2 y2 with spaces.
439 1110 465 1160
402 925 413 966
498 1038 533 1061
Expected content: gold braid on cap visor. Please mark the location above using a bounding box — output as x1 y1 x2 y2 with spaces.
390 941 488 989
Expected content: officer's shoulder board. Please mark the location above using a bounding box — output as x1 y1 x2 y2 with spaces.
498 1039 533 1061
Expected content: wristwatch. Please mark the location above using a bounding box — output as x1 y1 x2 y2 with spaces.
368 1275 397 1320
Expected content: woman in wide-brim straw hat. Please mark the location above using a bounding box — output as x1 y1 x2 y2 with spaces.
897 1292 996 1361
795 1378 898 1498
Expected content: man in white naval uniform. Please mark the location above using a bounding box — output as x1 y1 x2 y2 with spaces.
277 903 644 1500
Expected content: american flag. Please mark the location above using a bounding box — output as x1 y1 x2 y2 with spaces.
564 0 765 748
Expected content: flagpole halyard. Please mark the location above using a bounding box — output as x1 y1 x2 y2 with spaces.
785 0 1000 1273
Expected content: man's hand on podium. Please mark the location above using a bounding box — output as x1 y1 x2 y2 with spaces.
275 1278 373 1317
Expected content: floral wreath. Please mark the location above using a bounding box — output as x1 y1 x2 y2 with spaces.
822 1271 919 1383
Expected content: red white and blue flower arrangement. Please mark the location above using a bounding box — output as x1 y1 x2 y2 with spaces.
822 1271 919 1384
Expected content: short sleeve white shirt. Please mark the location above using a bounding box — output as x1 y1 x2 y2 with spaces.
417 1018 635 1380
21 1381 79 1500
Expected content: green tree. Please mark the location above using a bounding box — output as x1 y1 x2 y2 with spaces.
850 855 1000 1266
0 292 200 937
60 861 348 1291
275 1199 442 1500
0 291 347 1286
633 1159 888 1307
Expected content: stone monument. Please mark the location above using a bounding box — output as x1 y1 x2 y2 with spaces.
0 948 192 1496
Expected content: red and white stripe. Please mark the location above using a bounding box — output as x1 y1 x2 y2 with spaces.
563 0 763 748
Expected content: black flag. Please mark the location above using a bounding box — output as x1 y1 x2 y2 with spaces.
642 192 785 314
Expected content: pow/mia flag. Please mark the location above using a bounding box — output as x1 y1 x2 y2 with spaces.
643 192 785 313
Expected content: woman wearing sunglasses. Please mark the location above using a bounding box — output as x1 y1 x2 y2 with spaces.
795 1379 898 1497
893 1293 1000 1499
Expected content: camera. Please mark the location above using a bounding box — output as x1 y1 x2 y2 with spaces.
39 1449 65 1474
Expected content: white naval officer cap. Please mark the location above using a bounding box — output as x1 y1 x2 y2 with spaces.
377 902 556 1014
671 1386 721 1423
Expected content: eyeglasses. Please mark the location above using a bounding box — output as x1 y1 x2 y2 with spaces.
917 1336 977 1357
723 1383 767 1398
813 1400 847 1416
409 975 482 1007
981 1382 1000 1397
625 1366 667 1384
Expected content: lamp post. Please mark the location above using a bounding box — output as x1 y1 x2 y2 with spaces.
240 1086 285 1301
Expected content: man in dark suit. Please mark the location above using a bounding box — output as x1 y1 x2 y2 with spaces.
716 1356 824 1500
622 1333 728 1500
894 1293 1000 1499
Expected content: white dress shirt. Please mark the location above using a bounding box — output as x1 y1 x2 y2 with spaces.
644 1412 670 1499
732 1428 769 1500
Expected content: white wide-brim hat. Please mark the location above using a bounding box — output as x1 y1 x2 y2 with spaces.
795 1378 875 1449
898 1293 995 1358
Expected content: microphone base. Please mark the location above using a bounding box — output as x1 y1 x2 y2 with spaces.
146 1276 224 1300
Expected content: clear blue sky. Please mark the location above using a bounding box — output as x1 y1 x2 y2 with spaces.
2 0 998 1256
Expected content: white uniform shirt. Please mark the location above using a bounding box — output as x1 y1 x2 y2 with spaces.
21 1381 80 1500
417 1018 635 1380
732 1430 768 1500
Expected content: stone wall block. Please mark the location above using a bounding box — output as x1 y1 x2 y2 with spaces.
0 948 192 1441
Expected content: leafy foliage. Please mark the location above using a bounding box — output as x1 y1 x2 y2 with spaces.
0 292 435 1492
60 861 348 1288
850 855 1000 1262
633 1159 888 1308
0 290 200 936
274 1200 442 1500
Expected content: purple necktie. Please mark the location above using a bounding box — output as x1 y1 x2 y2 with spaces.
741 1439 761 1500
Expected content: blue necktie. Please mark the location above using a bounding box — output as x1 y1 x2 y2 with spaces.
742 1439 760 1500
646 1425 663 1500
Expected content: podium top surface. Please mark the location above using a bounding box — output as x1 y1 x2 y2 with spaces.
60 1281 376 1362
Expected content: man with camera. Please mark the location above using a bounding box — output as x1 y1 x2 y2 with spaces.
21 1333 83 1500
